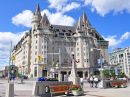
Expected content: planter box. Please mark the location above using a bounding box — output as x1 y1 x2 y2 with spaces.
71 90 84 96
121 84 127 88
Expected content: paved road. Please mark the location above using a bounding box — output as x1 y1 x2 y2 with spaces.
0 78 130 97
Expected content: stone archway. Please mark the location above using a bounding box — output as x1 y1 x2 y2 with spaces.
77 71 83 78
61 71 67 81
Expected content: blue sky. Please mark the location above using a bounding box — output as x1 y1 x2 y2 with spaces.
0 0 130 69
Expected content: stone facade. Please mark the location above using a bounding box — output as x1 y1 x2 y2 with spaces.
12 4 109 79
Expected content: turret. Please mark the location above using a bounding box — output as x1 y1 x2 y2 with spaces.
31 3 42 29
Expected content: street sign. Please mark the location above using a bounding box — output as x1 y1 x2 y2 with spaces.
115 68 118 75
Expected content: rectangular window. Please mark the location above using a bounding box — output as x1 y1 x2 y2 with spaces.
71 43 73 46
64 48 66 51
65 53 67 56
58 47 59 51
35 46 37 49
84 32 85 35
35 58 37 62
64 37 66 39
42 46 43 49
87 59 88 62
44 41 46 43
36 35 37 38
42 58 43 61
77 53 79 56
58 37 59 40
78 59 80 62
42 51 43 54
77 48 79 51
71 48 73 51
71 38 73 40
86 43 87 45
36 40 37 43
77 43 79 45
85 59 86 62
42 40 44 43
84 53 85 56
44 58 46 62
84 43 85 45
84 47 85 50
86 32 87 35
35 52 37 55
44 51 46 54
64 43 66 46
77 38 78 40
44 46 46 49
58 42 59 45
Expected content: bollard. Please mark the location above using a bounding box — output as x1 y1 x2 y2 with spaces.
6 83 14 97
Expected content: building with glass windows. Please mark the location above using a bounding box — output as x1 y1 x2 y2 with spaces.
109 47 130 77
12 4 109 78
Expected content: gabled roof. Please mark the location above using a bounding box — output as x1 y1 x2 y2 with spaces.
40 13 50 25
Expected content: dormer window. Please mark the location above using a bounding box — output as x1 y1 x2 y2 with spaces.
56 29 59 32
68 30 72 32
62 29 66 32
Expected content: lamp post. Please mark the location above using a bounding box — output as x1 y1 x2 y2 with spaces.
8 41 12 83
91 47 104 88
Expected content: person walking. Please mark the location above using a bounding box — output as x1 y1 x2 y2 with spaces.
90 76 94 87
94 76 98 88
80 77 83 87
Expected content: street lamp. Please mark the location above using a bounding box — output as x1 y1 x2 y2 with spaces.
91 47 104 88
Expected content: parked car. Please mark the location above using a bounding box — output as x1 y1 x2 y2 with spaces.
46 78 58 81
38 77 47 82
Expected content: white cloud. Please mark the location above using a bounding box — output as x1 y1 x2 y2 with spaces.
12 9 75 27
0 32 24 69
12 10 32 27
41 9 75 26
48 0 68 11
120 32 130 40
84 0 130 16
104 32 130 49
62 2 80 13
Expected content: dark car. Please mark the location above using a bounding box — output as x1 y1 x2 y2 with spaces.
38 77 47 82
46 78 58 81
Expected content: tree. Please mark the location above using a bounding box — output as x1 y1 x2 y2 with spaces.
104 71 109 77
120 72 126 78
111 72 115 77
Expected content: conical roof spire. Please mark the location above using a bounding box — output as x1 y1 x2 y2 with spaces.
35 3 40 14
82 11 87 23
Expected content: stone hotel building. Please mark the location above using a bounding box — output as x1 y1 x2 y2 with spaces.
12 4 109 78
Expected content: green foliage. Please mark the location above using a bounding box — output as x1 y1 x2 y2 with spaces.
67 84 82 91
111 72 115 77
104 71 110 77
14 71 22 77
97 74 100 77
120 72 126 78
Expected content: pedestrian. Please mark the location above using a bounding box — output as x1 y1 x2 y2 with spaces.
80 77 83 87
90 76 94 87
94 76 98 88
12 75 15 83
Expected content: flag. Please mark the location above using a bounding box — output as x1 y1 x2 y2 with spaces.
67 59 70 63
75 60 78 63
59 59 62 63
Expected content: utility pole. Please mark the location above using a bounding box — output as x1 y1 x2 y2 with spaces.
8 41 12 83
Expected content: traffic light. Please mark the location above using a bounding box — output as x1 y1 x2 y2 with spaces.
53 61 55 65
56 64 58 69
41 66 43 69
11 67 13 70
19 65 21 68
38 54 41 61
13 55 15 61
